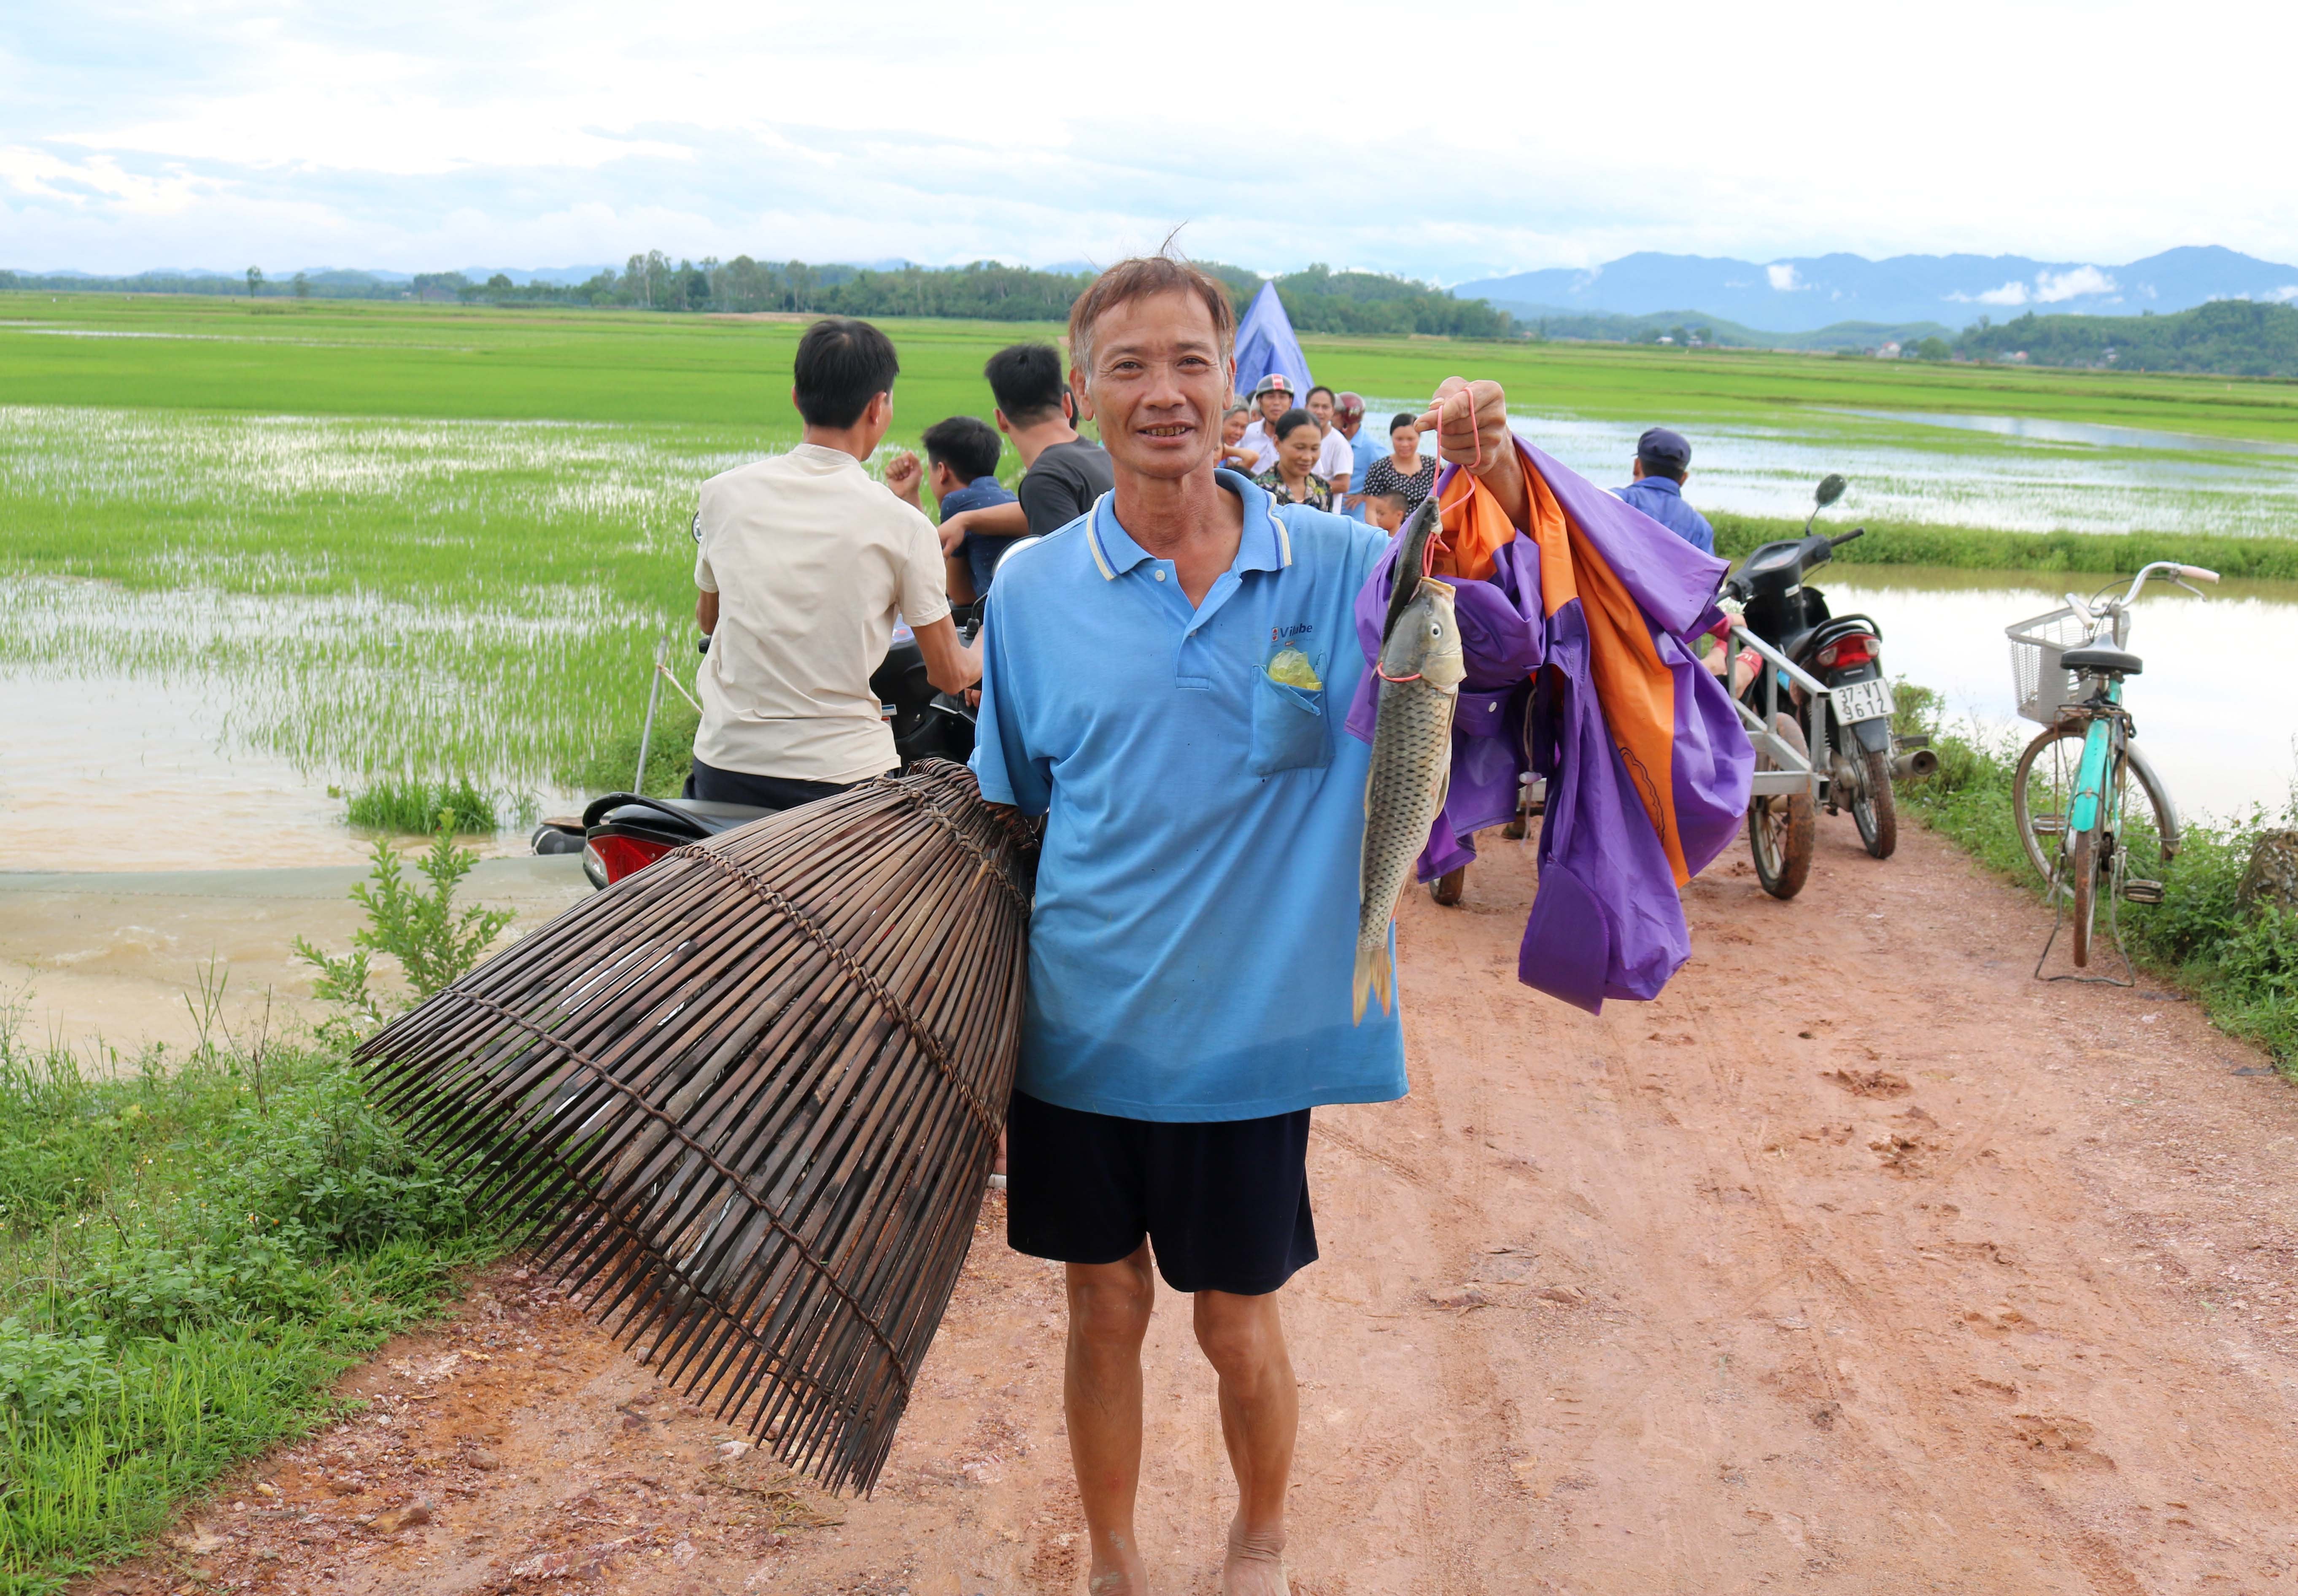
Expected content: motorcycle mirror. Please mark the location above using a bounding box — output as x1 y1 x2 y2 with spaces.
1813 474 1847 509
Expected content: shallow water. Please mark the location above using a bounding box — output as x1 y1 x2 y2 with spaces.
1810 567 2298 823
0 667 581 871
1840 409 2298 459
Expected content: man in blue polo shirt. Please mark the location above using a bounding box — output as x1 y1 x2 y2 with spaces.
1613 425 1716 554
971 255 1529 1596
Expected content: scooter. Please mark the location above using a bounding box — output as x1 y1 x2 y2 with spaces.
535 602 987 890
1726 474 1935 865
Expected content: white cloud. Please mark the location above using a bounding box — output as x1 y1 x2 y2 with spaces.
1766 263 1802 291
2033 265 2116 302
2270 285 2298 304
5 0 2298 277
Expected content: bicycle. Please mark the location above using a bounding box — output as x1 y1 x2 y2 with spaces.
2004 561 2218 976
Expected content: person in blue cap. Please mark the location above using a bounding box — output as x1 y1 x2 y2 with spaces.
1613 426 1715 554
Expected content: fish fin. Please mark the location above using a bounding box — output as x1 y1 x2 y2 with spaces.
1352 942 1374 1026
1375 938 1395 1016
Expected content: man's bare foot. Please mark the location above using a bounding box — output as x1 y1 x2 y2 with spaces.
1086 1533 1149 1596
1222 1515 1289 1596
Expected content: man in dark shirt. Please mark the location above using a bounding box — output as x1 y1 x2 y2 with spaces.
936 342 1117 547
1614 425 1716 554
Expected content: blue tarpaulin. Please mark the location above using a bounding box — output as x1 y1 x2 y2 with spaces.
1233 282 1312 401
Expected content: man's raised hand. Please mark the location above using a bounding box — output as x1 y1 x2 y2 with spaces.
884 449 923 507
1418 377 1529 532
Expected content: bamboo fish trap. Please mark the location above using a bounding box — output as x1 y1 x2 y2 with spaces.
358 760 1034 1494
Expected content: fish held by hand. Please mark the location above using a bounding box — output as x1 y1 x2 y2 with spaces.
1354 569 1466 1023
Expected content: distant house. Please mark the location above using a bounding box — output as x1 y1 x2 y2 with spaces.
1876 341 1902 359
1656 334 1675 345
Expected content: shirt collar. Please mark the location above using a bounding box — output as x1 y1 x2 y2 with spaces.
790 441 863 470
1632 474 1683 498
1088 471 1292 582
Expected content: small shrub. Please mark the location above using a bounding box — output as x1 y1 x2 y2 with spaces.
0 1318 120 1428
295 824 513 1011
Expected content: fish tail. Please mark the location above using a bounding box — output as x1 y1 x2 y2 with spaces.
1352 935 1394 1026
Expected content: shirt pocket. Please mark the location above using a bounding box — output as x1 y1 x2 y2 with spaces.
1249 641 1330 776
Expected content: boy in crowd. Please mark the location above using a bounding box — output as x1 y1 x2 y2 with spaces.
922 415 1017 603
1363 487 1409 534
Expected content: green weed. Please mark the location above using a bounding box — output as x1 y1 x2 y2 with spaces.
1894 684 2298 1067
0 1019 489 1593
294 825 514 1015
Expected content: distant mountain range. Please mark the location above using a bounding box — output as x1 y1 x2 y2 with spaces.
1454 246 2298 334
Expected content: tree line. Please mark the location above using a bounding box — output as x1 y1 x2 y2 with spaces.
1954 299 2298 379
0 254 1515 339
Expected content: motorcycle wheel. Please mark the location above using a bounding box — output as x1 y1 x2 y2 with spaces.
1750 714 1815 901
1850 744 1898 860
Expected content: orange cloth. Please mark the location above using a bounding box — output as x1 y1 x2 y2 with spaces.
1438 462 1691 885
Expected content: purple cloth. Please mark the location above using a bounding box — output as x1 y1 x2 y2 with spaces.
1344 439 1753 1014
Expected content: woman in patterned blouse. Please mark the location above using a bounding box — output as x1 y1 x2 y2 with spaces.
1250 407 1332 511
1358 411 1438 512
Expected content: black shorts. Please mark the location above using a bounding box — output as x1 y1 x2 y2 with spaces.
1004 1091 1317 1296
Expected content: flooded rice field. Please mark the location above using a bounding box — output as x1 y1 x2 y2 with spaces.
1483 406 2298 537
5 402 2298 871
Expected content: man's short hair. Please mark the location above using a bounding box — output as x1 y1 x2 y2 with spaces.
984 342 1068 426
1068 254 1236 381
793 317 899 429
1367 488 1409 508
1273 407 1319 443
1306 385 1335 404
922 415 1002 482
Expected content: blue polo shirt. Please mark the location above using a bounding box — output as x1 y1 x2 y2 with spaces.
970 470 1408 1122
1614 474 1715 554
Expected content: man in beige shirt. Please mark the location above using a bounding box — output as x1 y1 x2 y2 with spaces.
691 316 979 809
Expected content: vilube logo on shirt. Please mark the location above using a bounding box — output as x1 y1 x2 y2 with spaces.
1269 622 1316 642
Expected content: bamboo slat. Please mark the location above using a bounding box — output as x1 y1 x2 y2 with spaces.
358 760 1035 1494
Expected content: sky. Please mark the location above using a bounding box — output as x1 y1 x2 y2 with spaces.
5 0 2293 282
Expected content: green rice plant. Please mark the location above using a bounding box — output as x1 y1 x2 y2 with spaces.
1714 515 2298 581
343 776 497 833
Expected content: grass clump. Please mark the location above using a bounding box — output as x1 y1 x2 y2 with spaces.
0 1028 487 1594
342 776 499 834
0 830 515 1591
1894 683 2298 1066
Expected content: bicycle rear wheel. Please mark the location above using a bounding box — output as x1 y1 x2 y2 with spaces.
2013 724 2179 897
2069 825 2099 966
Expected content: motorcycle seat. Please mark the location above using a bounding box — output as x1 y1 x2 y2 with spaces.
2060 646 2142 677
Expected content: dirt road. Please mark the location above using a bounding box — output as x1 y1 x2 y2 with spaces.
85 816 2298 1594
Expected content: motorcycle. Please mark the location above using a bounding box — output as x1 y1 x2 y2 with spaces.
1726 474 1935 880
536 598 991 891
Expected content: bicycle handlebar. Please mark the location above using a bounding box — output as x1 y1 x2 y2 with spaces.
2178 564 2221 583
1828 527 1866 549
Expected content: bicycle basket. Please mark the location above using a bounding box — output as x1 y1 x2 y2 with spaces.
2005 605 2096 724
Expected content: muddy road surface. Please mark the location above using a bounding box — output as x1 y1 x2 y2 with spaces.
83 817 2298 1594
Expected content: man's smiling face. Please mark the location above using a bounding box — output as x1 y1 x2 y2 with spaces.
1076 289 1234 485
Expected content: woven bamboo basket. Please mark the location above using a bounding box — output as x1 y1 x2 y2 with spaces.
359 760 1034 1494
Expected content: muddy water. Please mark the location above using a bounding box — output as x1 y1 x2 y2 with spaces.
1814 566 2298 821
0 668 578 872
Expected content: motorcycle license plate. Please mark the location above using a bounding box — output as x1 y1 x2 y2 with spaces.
1833 679 1895 724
